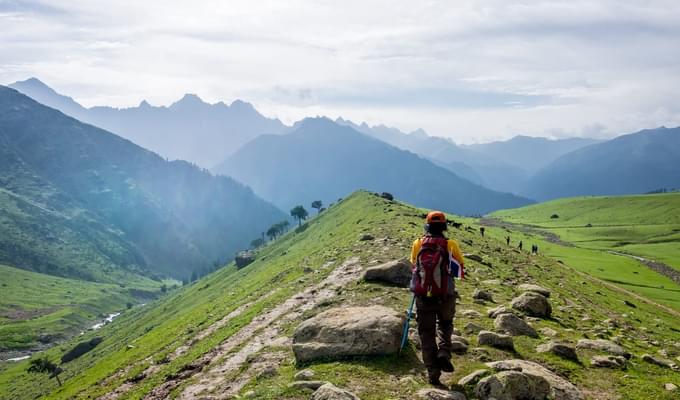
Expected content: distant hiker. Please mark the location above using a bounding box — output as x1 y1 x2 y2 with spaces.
532 244 539 255
506 236 510 246
479 226 485 237
409 211 465 386
518 240 523 251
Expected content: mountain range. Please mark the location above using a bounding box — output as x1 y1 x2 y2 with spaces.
0 85 284 282
8 78 288 168
213 117 533 215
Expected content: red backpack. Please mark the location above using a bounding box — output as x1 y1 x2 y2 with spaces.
411 236 450 297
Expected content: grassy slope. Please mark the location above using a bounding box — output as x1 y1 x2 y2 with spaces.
0 265 163 353
0 191 678 399
490 193 680 271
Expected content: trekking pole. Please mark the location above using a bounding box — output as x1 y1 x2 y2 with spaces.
399 294 416 355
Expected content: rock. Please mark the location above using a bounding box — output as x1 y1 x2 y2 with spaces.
458 369 492 387
641 354 676 369
486 359 584 400
475 370 550 400
451 340 469 354
360 234 375 241
416 388 467 400
517 284 551 298
451 334 469 345
235 250 256 268
539 327 558 337
590 355 626 368
536 342 578 361
665 383 678 391
294 369 315 380
461 309 483 318
361 259 412 287
494 313 538 337
478 330 514 351
288 380 328 390
292 306 403 362
312 383 360 400
257 365 278 378
487 306 512 318
576 339 631 358
463 322 484 334
511 292 552 318
466 254 484 262
473 289 494 302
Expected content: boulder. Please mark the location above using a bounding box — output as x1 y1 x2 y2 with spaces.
289 381 328 390
463 322 484 334
361 259 412 287
473 289 494 302
518 284 551 298
458 369 492 387
416 388 467 400
292 306 403 362
536 342 578 361
486 359 584 400
590 355 626 369
312 383 360 400
235 250 256 268
451 334 469 345
487 306 512 318
475 370 550 400
511 292 552 318
641 354 677 369
294 369 315 380
576 339 631 358
478 330 514 351
494 313 538 337
451 340 469 354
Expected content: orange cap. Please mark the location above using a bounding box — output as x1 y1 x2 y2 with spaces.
425 211 447 224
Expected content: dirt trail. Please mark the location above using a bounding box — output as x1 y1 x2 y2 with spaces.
607 251 680 286
142 257 362 400
480 217 573 246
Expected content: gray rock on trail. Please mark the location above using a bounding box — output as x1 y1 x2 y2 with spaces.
590 355 626 369
361 259 412 287
288 380 328 390
494 313 538 337
458 369 492 387
451 340 469 354
536 342 579 361
511 292 552 318
576 339 631 358
312 383 360 400
416 388 467 400
486 359 584 400
478 330 514 351
487 305 512 318
642 354 678 370
518 284 551 298
292 306 403 362
475 370 550 400
473 289 494 302
451 334 469 345
294 369 315 380
464 322 484 334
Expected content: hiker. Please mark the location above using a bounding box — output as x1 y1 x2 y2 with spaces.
410 211 465 386
518 240 523 251
479 226 485 237
506 236 510 246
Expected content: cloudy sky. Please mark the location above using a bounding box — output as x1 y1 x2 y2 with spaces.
1 0 679 143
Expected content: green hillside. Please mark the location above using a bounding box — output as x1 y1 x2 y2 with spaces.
1 191 678 399
0 264 162 353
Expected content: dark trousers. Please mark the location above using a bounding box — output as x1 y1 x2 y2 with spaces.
415 295 456 375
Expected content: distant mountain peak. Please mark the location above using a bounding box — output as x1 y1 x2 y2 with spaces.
171 93 206 108
139 100 152 108
409 128 429 138
229 99 255 110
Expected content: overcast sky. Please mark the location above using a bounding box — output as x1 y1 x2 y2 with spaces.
1 0 679 143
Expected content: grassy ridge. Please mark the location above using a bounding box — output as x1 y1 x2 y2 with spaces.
0 264 162 353
1 191 678 399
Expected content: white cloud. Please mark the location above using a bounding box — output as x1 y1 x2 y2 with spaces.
1 0 680 142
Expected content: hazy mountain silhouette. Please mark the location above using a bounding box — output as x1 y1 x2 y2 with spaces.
214 117 532 215
463 135 600 174
9 78 288 168
524 127 680 200
0 85 284 281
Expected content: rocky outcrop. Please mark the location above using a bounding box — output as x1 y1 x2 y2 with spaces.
511 292 552 318
475 370 550 400
517 284 551 298
312 383 360 400
361 259 412 287
536 342 578 361
473 289 494 302
576 339 631 358
458 369 492 387
487 305 512 318
590 355 626 369
478 330 514 351
486 359 584 400
494 313 538 337
292 306 403 362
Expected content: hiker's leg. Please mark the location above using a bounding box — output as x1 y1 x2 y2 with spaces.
416 298 439 379
436 295 456 358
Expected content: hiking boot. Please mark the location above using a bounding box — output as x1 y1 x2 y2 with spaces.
427 369 443 387
437 353 454 372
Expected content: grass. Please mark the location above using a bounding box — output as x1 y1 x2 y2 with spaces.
0 191 679 400
0 264 163 353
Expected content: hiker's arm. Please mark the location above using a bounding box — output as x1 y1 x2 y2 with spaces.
410 239 420 265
